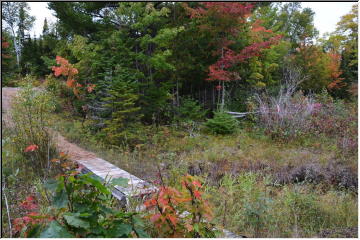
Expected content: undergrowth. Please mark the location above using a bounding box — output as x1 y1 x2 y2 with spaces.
48 110 357 238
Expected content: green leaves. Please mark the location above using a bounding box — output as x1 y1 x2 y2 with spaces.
114 224 133 237
131 215 149 237
111 177 129 187
45 177 69 209
81 174 111 194
37 170 151 238
40 221 74 238
53 189 69 209
134 228 150 238
63 213 90 229
44 179 59 192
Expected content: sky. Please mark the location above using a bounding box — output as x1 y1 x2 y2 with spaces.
28 2 356 37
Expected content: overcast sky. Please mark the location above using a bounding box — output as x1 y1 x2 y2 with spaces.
28 2 355 37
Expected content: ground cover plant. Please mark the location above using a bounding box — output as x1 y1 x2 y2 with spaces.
2 1 358 238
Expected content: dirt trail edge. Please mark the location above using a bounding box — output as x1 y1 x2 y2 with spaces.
2 87 157 202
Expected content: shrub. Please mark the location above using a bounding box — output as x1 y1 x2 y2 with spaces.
175 97 207 123
15 74 42 87
144 175 218 238
255 66 316 140
311 92 357 155
10 85 57 176
205 111 238 135
44 74 63 97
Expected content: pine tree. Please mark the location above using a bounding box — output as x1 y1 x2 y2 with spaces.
42 18 49 36
102 75 143 146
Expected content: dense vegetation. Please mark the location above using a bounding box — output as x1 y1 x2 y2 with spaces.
2 2 358 238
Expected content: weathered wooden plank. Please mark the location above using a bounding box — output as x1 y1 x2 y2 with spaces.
76 158 157 201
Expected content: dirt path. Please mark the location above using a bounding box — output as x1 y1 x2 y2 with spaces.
2 87 20 126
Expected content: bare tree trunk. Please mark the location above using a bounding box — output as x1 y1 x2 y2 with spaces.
204 88 207 107
220 47 225 111
212 86 215 107
2 183 12 237
221 81 225 111
176 79 179 107
217 81 221 111
10 28 20 68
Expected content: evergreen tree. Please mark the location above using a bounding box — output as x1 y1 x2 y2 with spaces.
102 75 142 146
42 18 49 36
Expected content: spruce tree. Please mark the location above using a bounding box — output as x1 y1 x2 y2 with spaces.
102 74 143 146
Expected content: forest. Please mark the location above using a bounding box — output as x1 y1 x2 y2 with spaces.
1 1 358 238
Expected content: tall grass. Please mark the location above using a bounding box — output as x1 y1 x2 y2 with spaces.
206 172 357 237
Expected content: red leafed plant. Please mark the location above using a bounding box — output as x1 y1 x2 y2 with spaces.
144 175 216 237
24 144 39 153
13 196 53 237
1 37 11 59
51 56 95 98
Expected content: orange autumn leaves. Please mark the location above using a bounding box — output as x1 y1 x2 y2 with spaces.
144 175 213 237
327 52 345 90
51 56 95 97
52 56 78 88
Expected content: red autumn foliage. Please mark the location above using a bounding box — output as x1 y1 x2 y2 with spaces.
20 196 38 210
144 175 213 237
207 35 282 81
2 39 10 48
2 37 12 59
24 144 39 153
186 2 282 82
13 196 53 237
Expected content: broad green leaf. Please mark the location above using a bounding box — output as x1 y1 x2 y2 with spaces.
40 221 74 238
134 227 150 238
194 223 200 232
111 177 129 187
132 215 145 228
131 215 149 237
53 189 68 209
115 224 133 237
82 174 111 194
27 224 41 238
63 214 90 229
44 179 59 192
